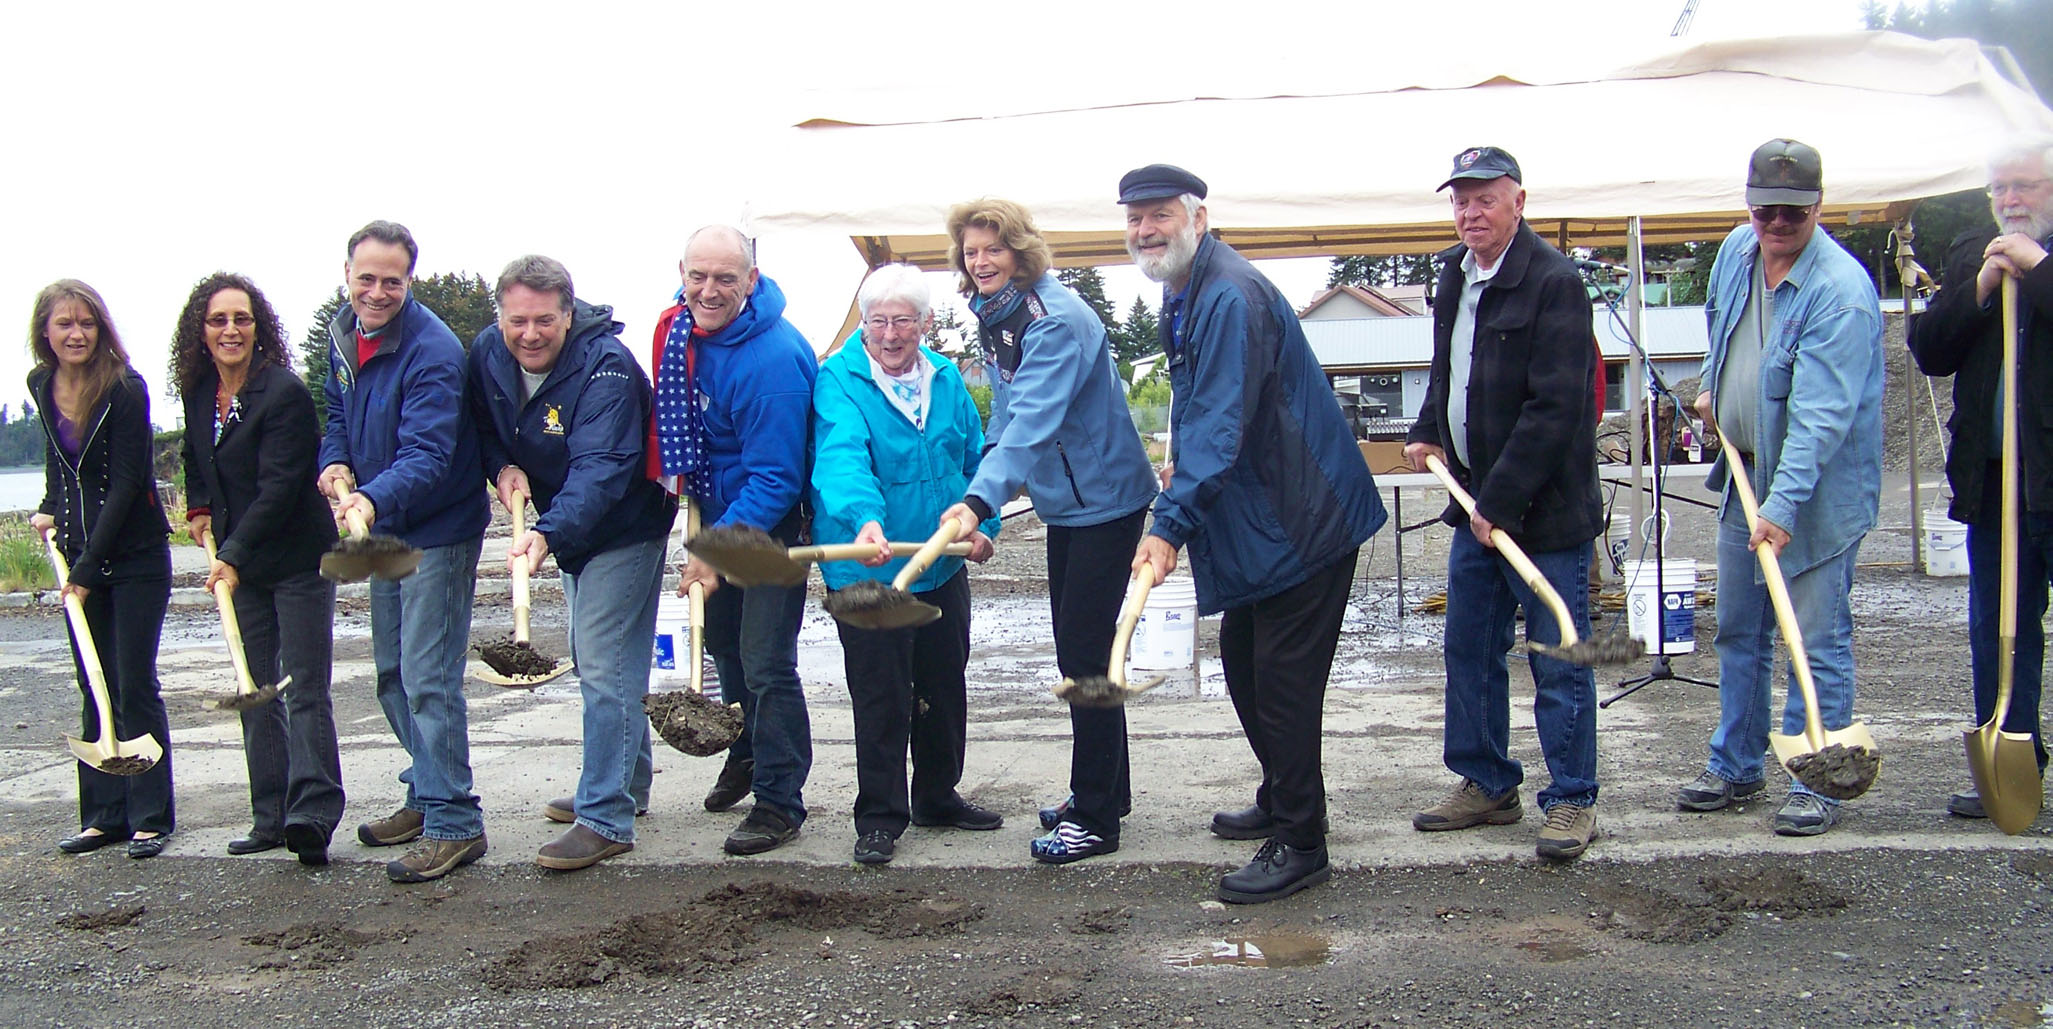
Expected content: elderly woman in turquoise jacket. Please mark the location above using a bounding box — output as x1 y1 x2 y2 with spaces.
811 264 1001 866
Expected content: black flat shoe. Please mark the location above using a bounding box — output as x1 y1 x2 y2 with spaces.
127 835 168 860
227 832 284 856
58 831 129 854
282 823 330 867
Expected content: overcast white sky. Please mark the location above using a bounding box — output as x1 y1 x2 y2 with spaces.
1 0 1876 432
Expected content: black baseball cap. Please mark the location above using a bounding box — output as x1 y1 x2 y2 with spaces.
1746 138 1823 206
1438 146 1522 191
1118 163 1208 205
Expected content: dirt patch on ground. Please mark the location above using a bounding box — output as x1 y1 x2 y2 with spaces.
1069 905 1132 934
965 968 1087 1016
242 922 399 970
481 881 983 991
1701 867 1850 915
1588 884 1735 944
55 903 144 932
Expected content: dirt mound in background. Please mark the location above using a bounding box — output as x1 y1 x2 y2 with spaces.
482 881 983 991
243 922 398 970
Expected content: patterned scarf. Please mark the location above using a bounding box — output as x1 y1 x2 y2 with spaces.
969 281 1044 384
655 288 713 499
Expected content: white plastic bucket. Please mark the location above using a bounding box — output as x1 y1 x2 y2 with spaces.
1599 510 1634 584
1130 577 1199 669
1622 558 1696 656
1924 511 1969 577
652 593 690 680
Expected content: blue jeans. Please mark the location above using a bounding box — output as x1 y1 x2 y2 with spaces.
703 575 811 825
560 538 663 843
1707 504 1860 802
369 537 484 840
1442 530 1599 810
1966 470 2053 772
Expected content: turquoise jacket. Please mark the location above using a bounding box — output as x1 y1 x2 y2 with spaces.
1700 223 1883 577
810 334 1001 593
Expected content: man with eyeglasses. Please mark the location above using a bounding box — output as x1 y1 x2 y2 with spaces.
1909 136 2053 818
810 264 1002 865
1403 146 1603 863
1681 138 1883 837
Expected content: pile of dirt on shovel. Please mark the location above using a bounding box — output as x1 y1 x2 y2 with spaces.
473 637 558 677
643 690 743 756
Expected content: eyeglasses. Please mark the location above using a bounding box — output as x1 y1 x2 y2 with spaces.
1748 205 1815 225
863 316 921 333
204 313 257 328
1987 179 2051 198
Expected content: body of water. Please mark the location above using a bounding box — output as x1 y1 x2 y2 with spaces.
0 466 46 513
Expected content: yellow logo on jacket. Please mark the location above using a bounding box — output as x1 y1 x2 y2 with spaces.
543 405 564 436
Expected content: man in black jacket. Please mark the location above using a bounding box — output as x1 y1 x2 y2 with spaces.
1908 136 2053 818
1403 146 1603 861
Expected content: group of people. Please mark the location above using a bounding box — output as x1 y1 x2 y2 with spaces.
27 137 2052 904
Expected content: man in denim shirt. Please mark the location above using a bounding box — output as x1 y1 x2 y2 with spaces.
1680 139 1884 836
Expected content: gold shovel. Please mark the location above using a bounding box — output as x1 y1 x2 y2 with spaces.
1966 276 2042 833
42 528 162 775
319 506 422 583
645 496 743 756
1714 430 1880 799
202 530 288 711
1054 565 1168 707
822 518 963 630
687 528 972 588
474 500 573 689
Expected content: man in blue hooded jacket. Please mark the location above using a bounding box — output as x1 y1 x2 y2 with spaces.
652 226 818 856
469 255 676 871
1122 164 1387 903
317 220 491 883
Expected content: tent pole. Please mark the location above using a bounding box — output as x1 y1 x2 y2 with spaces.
1897 220 1923 571
1627 216 1648 552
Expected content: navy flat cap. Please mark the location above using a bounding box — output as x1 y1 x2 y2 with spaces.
1118 163 1208 204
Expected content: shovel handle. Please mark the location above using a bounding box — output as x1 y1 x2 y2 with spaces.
1423 455 1581 648
791 542 974 563
509 501 532 643
1995 277 2021 723
42 529 119 745
684 497 708 697
890 518 963 592
202 531 261 696
1107 567 1158 688
343 505 371 541
1714 432 1829 748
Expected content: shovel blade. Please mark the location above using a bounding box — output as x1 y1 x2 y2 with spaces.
1966 725 2044 834
319 550 373 582
832 599 942 631
474 659 574 690
1771 723 1880 800
66 732 161 776
690 543 807 588
369 551 422 581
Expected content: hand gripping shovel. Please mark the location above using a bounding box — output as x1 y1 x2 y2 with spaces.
1424 454 1643 666
687 525 972 588
646 496 743 756
42 529 161 775
1054 566 1168 707
823 517 961 630
474 500 572 688
1966 276 2042 833
1714 432 1880 800
320 506 421 583
201 530 288 711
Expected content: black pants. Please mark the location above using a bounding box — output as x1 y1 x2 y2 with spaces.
835 567 971 836
233 568 346 839
1219 549 1357 850
70 555 174 837
1048 507 1148 840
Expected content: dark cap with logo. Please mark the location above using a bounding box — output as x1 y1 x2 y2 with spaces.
1438 146 1523 191
1117 163 1208 205
1746 138 1823 206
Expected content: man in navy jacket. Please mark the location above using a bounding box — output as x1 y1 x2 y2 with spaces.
469 255 676 871
318 220 491 883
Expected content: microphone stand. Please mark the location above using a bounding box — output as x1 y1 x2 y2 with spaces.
1581 263 1719 707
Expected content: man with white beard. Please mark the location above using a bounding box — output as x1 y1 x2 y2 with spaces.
1909 135 2053 817
1121 164 1386 903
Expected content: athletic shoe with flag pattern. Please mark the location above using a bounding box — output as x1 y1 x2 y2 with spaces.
1029 820 1118 864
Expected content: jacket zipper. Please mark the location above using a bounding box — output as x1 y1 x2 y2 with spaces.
1054 440 1086 507
42 391 111 558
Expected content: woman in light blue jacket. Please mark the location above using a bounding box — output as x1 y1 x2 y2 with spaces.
812 264 1001 866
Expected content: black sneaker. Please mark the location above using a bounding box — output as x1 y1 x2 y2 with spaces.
705 758 754 813
724 806 798 855
1036 794 1132 831
1209 805 1276 840
1677 770 1765 812
853 829 896 865
1948 790 1988 819
911 798 1004 831
281 822 330 867
1218 839 1331 904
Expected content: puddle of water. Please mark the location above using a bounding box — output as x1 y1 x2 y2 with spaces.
1514 935 1595 962
1163 931 1331 969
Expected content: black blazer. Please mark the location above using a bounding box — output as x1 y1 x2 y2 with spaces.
32 366 171 588
1407 221 1602 553
181 361 333 587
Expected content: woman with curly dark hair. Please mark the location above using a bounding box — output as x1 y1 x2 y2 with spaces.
174 272 343 866
28 279 175 859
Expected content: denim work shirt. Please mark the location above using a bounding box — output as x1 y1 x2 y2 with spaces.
1698 223 1884 578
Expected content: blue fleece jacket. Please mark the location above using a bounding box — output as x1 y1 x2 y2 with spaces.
648 275 816 531
810 332 1001 593
964 272 1157 527
319 296 488 548
469 300 677 574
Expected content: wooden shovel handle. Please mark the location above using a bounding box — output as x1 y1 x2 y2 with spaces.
509 501 532 643
43 529 118 744
791 542 975 563
1714 431 1828 748
685 497 708 697
1423 455 1581 648
343 505 371 541
1996 276 2021 723
1107 567 1158 688
203 531 260 695
889 518 962 592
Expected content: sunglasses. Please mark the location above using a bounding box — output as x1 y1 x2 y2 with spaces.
1749 205 1815 225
